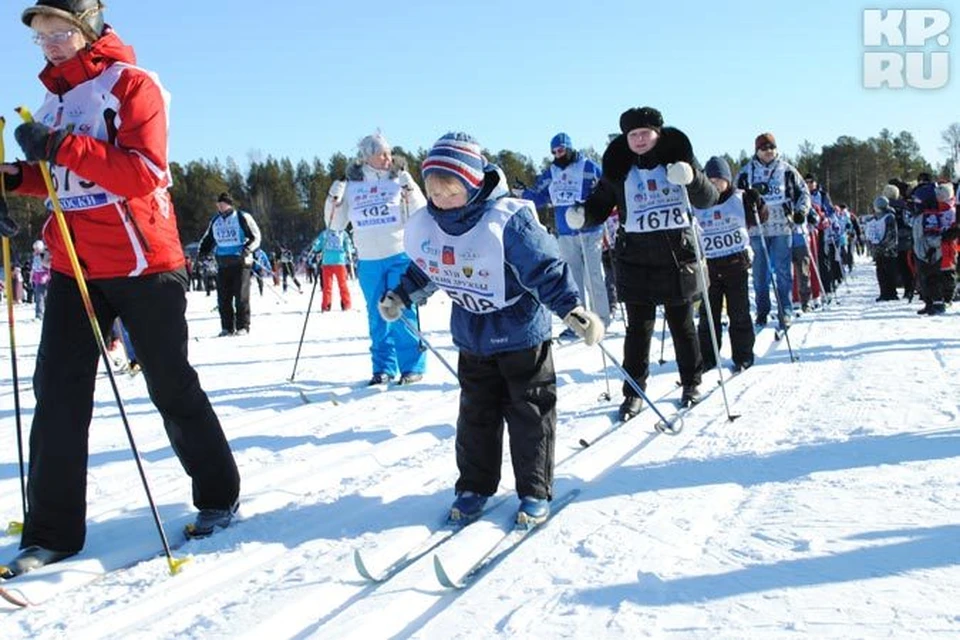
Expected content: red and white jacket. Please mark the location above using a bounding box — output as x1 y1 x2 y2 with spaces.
14 27 184 280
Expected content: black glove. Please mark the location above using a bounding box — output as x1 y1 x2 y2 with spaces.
792 211 806 225
15 122 70 163
0 198 19 238
0 165 24 192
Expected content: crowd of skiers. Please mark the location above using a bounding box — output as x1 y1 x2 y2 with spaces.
0 240 51 320
1 0 958 580
194 190 361 337
863 175 959 315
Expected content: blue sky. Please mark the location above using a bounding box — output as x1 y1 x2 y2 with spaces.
1 0 957 173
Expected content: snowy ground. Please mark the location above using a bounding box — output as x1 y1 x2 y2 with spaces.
0 261 958 639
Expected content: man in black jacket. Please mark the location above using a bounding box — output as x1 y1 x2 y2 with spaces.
569 106 718 418
198 193 262 336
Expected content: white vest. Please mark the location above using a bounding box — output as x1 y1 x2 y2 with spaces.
693 191 750 259
745 159 791 236
404 201 525 314
811 190 827 211
34 62 170 211
622 166 689 234
547 159 586 206
747 159 788 207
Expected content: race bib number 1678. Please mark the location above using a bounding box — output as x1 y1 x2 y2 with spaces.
632 206 689 233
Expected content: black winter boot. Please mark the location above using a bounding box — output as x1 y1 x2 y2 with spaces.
680 385 702 408
185 501 239 539
618 396 644 422
1 546 77 578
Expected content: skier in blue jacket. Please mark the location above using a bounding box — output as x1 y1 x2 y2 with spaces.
310 228 355 311
521 133 608 333
251 248 272 296
378 133 604 528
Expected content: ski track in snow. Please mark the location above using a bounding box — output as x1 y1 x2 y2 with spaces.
1 260 959 639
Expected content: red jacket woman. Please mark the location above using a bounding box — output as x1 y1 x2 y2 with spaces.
10 25 184 279
0 0 240 576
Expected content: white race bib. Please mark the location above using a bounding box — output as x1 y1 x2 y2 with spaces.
864 217 886 244
405 200 527 314
748 160 787 207
547 160 586 207
693 191 750 259
34 65 144 212
346 179 403 231
623 166 689 234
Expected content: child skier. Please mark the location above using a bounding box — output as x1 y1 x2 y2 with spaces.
377 133 603 528
862 196 900 301
310 228 355 311
251 248 272 297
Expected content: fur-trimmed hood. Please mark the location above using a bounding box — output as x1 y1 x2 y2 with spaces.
345 155 410 182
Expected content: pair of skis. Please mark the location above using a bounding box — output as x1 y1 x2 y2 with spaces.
0 515 229 608
353 489 581 590
355 378 682 587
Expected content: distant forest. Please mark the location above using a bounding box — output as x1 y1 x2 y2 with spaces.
3 124 959 258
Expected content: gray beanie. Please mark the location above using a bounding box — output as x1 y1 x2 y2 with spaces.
704 156 732 184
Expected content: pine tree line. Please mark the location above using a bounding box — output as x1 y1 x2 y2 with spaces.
1 126 956 259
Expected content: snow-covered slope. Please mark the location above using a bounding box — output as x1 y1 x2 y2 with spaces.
1 263 958 639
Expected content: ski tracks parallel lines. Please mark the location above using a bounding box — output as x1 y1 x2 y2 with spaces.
309 326 820 639
5 296 827 638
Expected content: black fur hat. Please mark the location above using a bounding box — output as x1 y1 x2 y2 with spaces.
619 106 663 134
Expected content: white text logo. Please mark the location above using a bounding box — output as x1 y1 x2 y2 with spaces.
863 9 950 89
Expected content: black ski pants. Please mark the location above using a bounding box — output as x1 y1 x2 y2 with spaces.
698 266 754 369
623 301 702 397
917 260 945 303
896 250 915 297
216 262 251 333
601 249 618 313
23 270 240 552
281 263 301 292
455 342 556 501
875 254 900 299
819 245 843 295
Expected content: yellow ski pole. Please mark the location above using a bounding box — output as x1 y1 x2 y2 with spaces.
1 116 26 536
15 106 188 576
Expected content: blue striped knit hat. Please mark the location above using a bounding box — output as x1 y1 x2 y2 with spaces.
421 132 487 203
